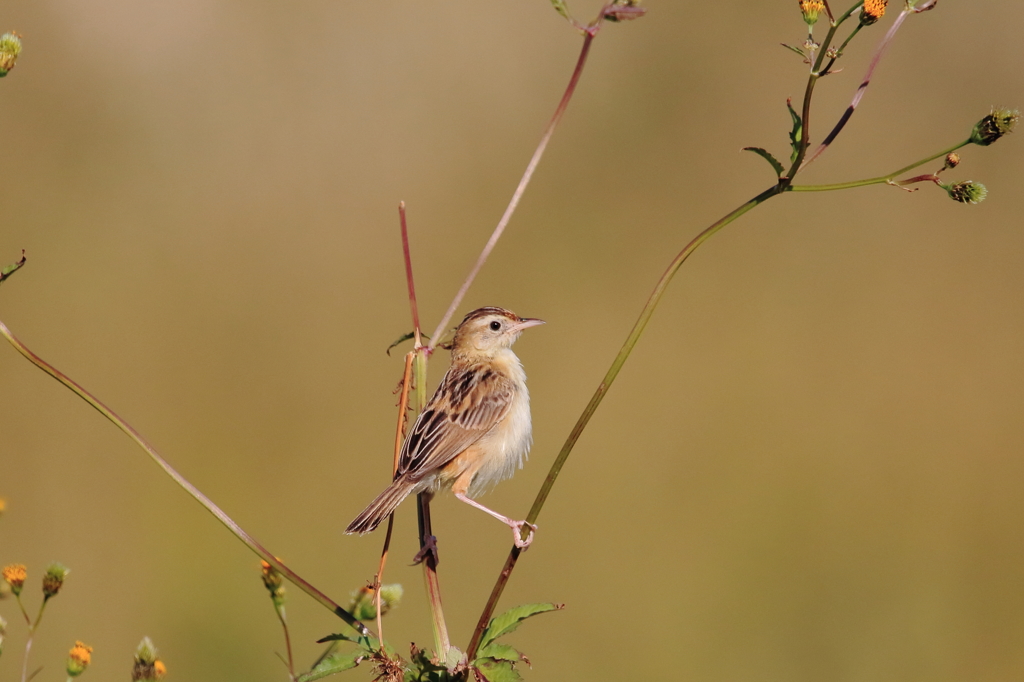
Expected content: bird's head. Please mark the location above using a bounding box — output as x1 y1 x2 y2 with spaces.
450 307 545 358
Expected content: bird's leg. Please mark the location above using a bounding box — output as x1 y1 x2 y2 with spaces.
454 491 537 549
411 534 439 566
412 490 440 565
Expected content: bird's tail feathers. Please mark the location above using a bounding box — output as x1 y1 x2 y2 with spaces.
346 480 416 535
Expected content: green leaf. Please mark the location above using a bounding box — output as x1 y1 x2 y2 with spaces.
742 147 786 178
548 0 571 21
477 643 526 664
479 603 563 651
787 98 803 164
473 658 522 682
780 43 807 58
297 649 364 682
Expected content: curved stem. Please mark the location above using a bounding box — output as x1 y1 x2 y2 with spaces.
467 183 783 659
0 319 372 641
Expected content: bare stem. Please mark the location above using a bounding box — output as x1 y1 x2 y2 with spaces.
0 319 372 641
274 604 295 681
399 202 422 346
427 24 601 350
467 183 783 659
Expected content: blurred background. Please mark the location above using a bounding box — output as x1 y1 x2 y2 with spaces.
1 0 1022 680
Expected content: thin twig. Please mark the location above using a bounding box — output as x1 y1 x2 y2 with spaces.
0 319 372 640
399 202 422 347
426 24 601 350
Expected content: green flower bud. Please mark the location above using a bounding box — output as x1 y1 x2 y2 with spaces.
349 583 403 620
42 563 69 599
132 637 166 681
0 32 20 77
943 181 987 204
970 108 1019 146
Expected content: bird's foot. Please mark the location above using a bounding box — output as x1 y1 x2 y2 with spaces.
509 520 538 549
411 534 440 566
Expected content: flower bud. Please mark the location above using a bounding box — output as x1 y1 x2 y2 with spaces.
42 563 69 599
2 564 26 596
970 108 1019 146
67 641 93 677
0 32 20 77
259 560 286 607
349 583 404 621
943 180 987 204
860 0 887 25
942 153 960 171
0 614 7 657
799 0 826 26
132 637 167 681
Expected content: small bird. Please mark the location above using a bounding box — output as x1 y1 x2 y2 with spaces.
346 307 544 548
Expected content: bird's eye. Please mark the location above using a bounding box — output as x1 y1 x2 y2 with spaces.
489 320 502 331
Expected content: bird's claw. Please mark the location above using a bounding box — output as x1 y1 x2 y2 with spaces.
510 520 537 549
411 534 440 565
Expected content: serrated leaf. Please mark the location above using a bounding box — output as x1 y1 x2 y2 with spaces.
297 649 364 682
474 658 522 682
787 98 803 164
780 43 807 58
476 643 524 664
548 0 571 20
479 603 563 651
742 147 786 178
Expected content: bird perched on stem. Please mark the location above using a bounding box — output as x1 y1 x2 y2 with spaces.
347 307 544 548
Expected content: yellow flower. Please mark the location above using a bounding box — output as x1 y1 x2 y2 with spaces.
2 564 26 595
799 0 826 25
67 641 93 677
153 660 167 679
860 0 887 25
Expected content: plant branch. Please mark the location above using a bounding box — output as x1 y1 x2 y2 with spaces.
426 22 601 351
467 183 783 659
788 138 970 191
0 319 372 641
800 6 914 171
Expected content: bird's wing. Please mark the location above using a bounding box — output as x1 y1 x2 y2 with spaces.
396 363 514 480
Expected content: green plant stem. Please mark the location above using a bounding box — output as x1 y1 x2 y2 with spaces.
20 598 47 682
788 139 971 192
0 319 372 642
274 604 295 681
467 182 783 660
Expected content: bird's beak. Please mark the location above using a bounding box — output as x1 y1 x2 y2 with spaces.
511 317 545 333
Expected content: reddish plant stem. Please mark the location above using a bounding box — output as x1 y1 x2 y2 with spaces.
399 202 422 346
427 24 600 350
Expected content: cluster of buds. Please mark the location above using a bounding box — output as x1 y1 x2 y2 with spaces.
259 560 286 608
67 641 93 677
349 583 404 621
131 637 167 681
0 32 20 77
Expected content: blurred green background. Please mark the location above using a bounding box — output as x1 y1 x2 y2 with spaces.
1 0 1023 679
